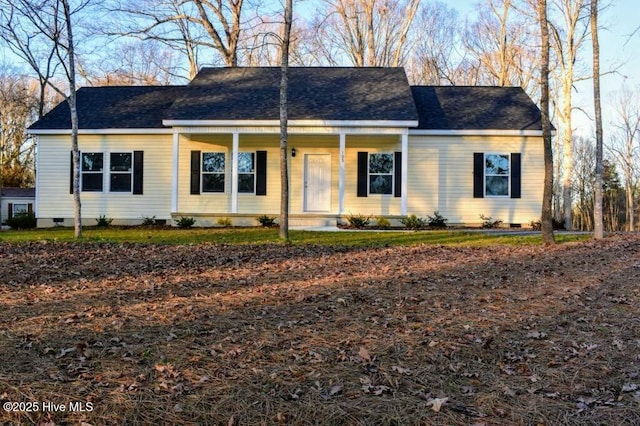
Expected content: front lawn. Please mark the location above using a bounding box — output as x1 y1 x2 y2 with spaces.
0 226 589 246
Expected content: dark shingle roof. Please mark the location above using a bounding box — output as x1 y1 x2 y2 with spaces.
1 187 35 198
28 70 544 132
28 86 185 130
410 86 543 130
165 67 418 122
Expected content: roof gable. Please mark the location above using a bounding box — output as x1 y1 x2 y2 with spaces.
410 86 544 131
165 67 418 123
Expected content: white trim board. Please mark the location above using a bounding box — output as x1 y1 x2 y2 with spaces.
28 128 174 135
163 119 419 128
409 129 547 137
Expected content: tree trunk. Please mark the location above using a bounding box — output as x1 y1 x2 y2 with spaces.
61 0 82 239
538 0 555 245
561 86 574 230
591 0 604 239
279 0 292 242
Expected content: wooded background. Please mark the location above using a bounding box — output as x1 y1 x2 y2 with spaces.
1 0 637 232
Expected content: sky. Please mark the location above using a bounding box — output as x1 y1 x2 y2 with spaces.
3 0 637 139
447 0 640 139
292 0 639 138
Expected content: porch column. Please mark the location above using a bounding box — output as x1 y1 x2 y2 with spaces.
401 131 408 215
171 131 180 213
338 132 346 215
231 132 239 213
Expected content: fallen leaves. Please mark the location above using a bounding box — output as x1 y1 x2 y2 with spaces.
426 397 449 412
0 235 639 424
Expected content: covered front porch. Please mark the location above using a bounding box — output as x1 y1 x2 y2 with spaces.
168 125 410 227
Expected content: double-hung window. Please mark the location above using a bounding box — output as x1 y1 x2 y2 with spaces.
484 154 510 196
368 153 394 195
238 152 256 193
110 153 132 192
81 153 104 191
12 204 28 216
202 152 225 192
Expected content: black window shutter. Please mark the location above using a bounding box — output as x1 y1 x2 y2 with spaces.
190 151 201 195
473 152 484 198
394 151 402 197
511 153 521 199
8 203 13 220
133 151 144 195
357 152 368 197
256 150 267 196
70 151 74 194
28 203 33 215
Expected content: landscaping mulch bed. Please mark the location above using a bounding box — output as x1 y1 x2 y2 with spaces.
1 234 639 425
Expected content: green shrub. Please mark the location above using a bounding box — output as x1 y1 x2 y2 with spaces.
217 217 232 227
175 216 196 229
346 213 371 229
529 218 565 231
426 211 449 229
6 213 37 229
400 214 428 230
96 215 113 227
141 215 156 226
376 216 391 229
480 214 503 229
257 215 277 228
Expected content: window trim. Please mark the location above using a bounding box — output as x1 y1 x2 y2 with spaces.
109 152 133 193
201 151 226 193
238 151 256 194
368 152 395 196
484 153 510 198
81 152 104 192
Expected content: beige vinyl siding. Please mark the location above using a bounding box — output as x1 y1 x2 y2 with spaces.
1 197 34 224
37 134 173 221
237 137 281 214
177 134 232 214
178 134 283 215
407 135 544 224
179 133 404 216
343 135 402 216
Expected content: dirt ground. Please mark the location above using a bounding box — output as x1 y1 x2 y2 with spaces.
1 234 639 425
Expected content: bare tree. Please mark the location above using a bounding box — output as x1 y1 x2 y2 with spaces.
538 0 555 244
410 1 471 85
465 0 539 95
0 71 39 188
572 135 595 230
192 0 244 66
57 0 82 238
305 0 420 67
279 0 292 242
241 12 307 67
591 0 604 239
79 40 180 86
105 0 249 73
607 85 640 231
1 0 88 238
0 1 60 118
548 0 590 230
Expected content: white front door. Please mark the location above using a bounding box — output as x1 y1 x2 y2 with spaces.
304 154 331 212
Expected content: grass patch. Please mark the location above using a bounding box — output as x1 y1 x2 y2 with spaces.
0 227 590 246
